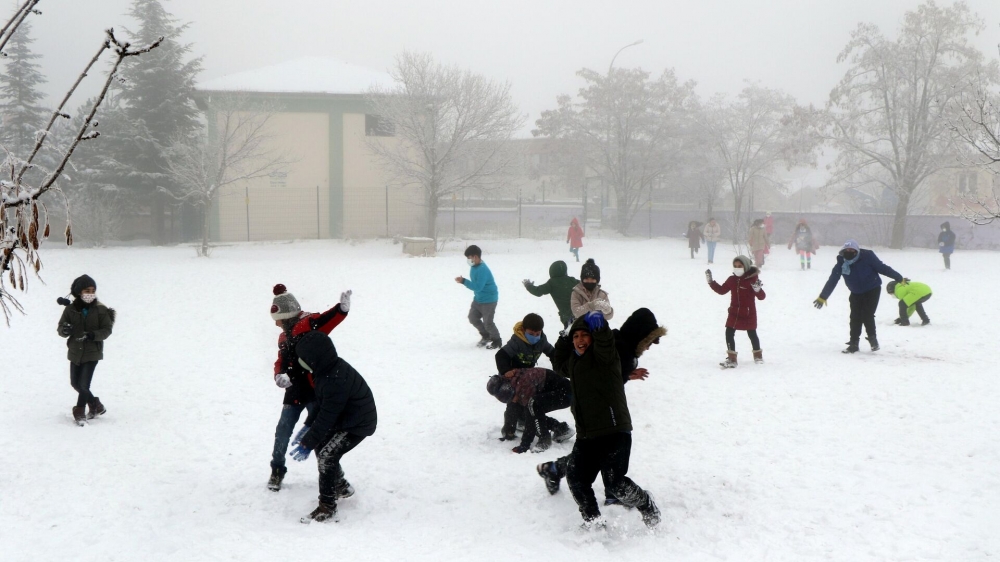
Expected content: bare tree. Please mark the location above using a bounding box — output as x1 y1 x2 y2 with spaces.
161 93 290 256
535 66 696 234
366 52 524 239
824 1 990 248
705 84 815 246
949 55 1000 224
0 0 160 322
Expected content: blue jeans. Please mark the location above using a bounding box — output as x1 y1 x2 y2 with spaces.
707 241 717 263
271 402 316 469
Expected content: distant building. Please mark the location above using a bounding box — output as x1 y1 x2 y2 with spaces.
194 57 424 241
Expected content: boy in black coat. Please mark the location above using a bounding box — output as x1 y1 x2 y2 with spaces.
289 331 377 523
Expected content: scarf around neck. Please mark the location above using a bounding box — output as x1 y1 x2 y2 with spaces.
841 253 860 275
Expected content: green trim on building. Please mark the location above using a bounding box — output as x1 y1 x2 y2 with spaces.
192 90 374 239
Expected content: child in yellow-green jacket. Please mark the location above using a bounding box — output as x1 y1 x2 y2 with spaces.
886 280 932 326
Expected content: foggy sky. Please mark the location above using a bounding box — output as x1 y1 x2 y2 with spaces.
21 0 1000 135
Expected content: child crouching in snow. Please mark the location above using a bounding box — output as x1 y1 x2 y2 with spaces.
495 313 554 440
886 280 932 326
706 256 765 368
56 274 115 426
487 368 574 453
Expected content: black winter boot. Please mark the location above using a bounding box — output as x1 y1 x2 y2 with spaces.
87 397 106 419
300 502 337 524
552 421 575 443
843 341 860 354
867 336 880 352
639 494 661 528
537 462 561 495
72 406 86 426
267 466 287 491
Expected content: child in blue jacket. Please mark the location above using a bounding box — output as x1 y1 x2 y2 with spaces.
455 245 501 348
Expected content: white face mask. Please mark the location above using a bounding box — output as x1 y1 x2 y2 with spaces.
81 293 97 304
733 267 744 277
467 258 475 266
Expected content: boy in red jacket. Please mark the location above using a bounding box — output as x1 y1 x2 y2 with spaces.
706 255 766 368
267 284 351 492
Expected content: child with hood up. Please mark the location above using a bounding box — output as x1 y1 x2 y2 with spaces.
570 259 613 321
886 280 932 326
56 274 115 426
523 261 579 330
685 221 704 259
938 222 956 270
706 256 766 368
566 218 585 262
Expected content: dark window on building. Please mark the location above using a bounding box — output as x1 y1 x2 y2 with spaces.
366 114 395 137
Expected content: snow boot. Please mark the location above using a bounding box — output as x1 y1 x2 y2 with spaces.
537 462 561 495
476 337 490 348
334 479 355 499
580 516 607 531
867 336 880 352
639 494 661 528
72 406 86 426
267 466 287 492
720 350 737 368
752 349 763 364
921 318 930 326
532 433 552 453
895 317 910 326
485 338 502 350
87 397 106 419
843 341 860 354
300 502 337 524
552 421 575 443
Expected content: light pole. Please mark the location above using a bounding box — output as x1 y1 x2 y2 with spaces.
608 39 643 76
605 39 642 231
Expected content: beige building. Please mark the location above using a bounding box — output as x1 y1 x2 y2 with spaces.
195 57 424 241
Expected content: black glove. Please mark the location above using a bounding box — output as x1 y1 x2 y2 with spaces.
75 332 95 342
58 323 73 337
511 444 530 454
56 297 72 306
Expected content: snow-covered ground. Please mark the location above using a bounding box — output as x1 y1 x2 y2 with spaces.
1 237 997 562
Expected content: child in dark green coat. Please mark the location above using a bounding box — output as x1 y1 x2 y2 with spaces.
522 261 579 330
56 274 116 425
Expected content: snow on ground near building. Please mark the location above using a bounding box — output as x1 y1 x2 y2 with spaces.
1 238 997 562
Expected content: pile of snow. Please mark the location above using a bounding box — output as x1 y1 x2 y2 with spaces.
1 238 997 561
197 57 393 95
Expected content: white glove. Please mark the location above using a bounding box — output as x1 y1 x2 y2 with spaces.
705 269 713 284
340 290 352 312
752 279 763 292
275 373 292 388
522 279 532 286
592 300 612 314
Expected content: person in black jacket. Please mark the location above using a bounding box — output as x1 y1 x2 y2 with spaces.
535 312 660 529
614 308 667 386
288 331 377 524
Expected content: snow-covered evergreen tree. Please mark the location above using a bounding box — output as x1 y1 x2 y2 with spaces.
111 0 202 244
0 18 48 179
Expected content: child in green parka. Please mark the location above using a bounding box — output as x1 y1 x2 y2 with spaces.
523 261 579 330
56 274 116 425
886 280 932 326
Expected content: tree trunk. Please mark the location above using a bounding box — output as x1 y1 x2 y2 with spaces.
200 203 210 257
426 193 439 240
616 191 630 235
150 192 165 245
889 190 910 249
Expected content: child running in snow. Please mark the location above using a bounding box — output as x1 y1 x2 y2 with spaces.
886 280 932 326
456 245 501 349
706 256 766 368
56 274 115 426
567 217 584 262
787 219 818 270
487 368 573 453
523 261 579 331
570 259 613 321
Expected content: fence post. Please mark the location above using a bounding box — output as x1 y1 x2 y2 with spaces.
452 192 457 238
245 185 250 242
385 185 390 238
316 185 321 239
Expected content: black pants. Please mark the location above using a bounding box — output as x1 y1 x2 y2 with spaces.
521 378 572 447
899 294 931 323
70 361 98 408
725 328 760 352
556 432 652 521
316 432 365 507
849 286 881 344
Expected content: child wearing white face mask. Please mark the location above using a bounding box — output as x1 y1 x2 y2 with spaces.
705 256 766 368
56 274 116 425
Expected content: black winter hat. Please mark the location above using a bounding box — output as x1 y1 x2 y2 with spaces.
886 281 898 295
580 258 600 282
486 375 514 403
70 274 96 298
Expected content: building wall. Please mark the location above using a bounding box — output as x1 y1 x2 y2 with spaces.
216 111 331 242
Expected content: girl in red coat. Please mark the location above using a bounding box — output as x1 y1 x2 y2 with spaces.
566 218 584 262
706 255 765 368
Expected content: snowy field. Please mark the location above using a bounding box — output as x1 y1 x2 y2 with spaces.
1 236 997 562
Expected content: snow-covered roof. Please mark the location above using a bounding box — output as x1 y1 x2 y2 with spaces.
196 57 393 95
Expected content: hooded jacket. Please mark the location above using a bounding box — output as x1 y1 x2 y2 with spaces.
567 218 584 248
686 222 704 249
938 222 956 254
820 249 902 299
891 281 932 316
613 308 667 384
710 267 765 330
523 261 579 322
297 331 377 450
553 317 631 439
495 322 554 374
570 283 614 320
57 299 116 364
